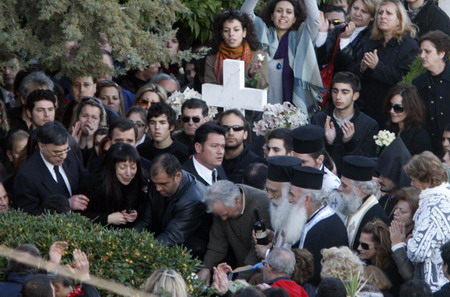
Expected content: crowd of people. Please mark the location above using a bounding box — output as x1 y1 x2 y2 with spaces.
1 0 450 296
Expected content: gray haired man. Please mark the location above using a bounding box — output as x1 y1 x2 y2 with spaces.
197 180 271 283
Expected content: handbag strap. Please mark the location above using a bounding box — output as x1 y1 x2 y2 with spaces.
330 33 342 60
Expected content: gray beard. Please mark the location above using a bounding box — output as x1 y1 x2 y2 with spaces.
329 189 363 217
283 200 308 245
270 195 292 232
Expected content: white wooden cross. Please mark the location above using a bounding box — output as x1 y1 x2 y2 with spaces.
202 59 267 112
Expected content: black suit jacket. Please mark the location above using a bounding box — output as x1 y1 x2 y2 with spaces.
12 149 86 215
182 157 227 186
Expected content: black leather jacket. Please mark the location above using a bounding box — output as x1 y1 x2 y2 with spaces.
134 171 207 250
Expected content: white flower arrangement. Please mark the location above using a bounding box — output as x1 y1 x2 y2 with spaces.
373 130 396 147
257 53 265 62
253 102 308 136
167 87 218 118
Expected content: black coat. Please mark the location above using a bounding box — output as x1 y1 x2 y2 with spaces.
311 106 378 174
413 62 450 150
294 210 349 287
352 199 390 250
397 125 432 156
12 149 86 215
359 36 418 125
182 157 227 186
406 1 450 37
134 171 207 252
79 173 147 228
222 146 265 183
434 282 450 297
317 25 372 75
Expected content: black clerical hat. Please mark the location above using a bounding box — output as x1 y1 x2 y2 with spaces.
342 155 377 181
266 156 301 182
376 137 411 187
291 125 324 154
291 166 324 190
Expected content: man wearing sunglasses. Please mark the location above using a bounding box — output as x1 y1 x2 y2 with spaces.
330 155 389 250
218 109 265 183
12 121 89 215
173 99 210 148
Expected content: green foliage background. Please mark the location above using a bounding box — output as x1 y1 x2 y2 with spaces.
0 210 204 297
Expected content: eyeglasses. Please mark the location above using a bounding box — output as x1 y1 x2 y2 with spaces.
138 99 152 108
390 103 404 113
43 145 71 157
329 19 344 26
181 116 202 123
223 9 243 17
359 242 371 250
221 125 245 132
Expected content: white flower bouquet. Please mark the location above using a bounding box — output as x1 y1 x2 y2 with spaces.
253 102 308 136
373 130 396 147
167 87 218 118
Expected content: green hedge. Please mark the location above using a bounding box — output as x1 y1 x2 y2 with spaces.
0 210 205 296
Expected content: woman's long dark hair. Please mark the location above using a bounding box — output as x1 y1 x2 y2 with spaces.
100 142 145 212
383 83 426 132
211 10 260 53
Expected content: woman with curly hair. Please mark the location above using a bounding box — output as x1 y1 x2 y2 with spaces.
404 151 450 292
383 83 432 155
321 246 364 283
358 219 403 296
204 10 268 90
241 0 321 113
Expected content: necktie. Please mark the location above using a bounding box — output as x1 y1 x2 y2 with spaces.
54 166 70 196
212 169 218 183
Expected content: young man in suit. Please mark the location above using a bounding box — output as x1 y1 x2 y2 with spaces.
182 122 227 186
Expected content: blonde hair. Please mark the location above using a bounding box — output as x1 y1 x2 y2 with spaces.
134 83 167 106
404 151 448 187
321 246 364 281
144 268 188 297
363 265 392 291
350 0 381 21
371 0 416 41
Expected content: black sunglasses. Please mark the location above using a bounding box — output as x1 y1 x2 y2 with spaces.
359 242 370 250
329 19 344 26
181 116 201 123
390 103 404 113
223 9 243 17
221 125 245 132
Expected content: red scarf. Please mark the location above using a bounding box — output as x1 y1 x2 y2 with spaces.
214 41 253 84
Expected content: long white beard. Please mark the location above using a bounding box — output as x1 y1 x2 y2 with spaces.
270 195 292 232
283 200 308 245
